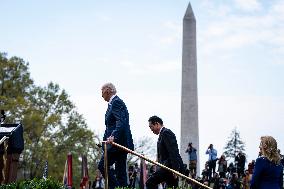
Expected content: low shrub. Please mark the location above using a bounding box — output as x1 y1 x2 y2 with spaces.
0 178 66 189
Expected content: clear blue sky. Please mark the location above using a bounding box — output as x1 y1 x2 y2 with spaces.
1 0 284 172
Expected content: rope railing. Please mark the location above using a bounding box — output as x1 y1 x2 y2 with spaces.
102 141 212 189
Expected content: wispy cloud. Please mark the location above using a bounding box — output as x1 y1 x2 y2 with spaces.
119 59 180 75
147 21 181 46
234 0 262 11
272 0 284 19
115 20 182 75
198 0 284 65
96 14 112 22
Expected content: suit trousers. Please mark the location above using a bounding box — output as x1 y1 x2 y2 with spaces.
208 160 217 179
146 167 178 189
98 150 127 189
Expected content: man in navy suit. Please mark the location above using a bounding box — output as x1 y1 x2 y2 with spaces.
98 83 134 189
146 115 184 189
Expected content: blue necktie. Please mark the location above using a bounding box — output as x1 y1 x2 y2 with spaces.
107 103 111 112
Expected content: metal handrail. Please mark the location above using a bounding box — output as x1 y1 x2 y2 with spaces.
102 141 212 189
0 136 9 145
0 136 9 184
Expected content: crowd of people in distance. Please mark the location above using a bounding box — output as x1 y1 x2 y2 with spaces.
183 136 284 189
87 136 283 189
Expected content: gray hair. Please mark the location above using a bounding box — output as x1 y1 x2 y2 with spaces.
101 82 117 94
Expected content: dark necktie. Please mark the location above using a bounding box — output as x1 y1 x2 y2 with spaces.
106 103 111 114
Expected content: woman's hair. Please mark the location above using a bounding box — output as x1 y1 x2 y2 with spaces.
260 136 281 164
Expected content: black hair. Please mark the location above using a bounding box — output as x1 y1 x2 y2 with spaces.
148 115 163 125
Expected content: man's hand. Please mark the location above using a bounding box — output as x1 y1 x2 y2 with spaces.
107 136 114 143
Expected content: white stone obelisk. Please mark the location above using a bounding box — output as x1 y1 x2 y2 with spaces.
180 2 199 174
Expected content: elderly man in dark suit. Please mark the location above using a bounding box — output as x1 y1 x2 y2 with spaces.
98 82 134 189
146 115 184 189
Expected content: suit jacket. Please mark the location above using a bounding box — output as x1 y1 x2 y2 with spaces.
250 157 283 189
103 96 134 151
157 127 184 172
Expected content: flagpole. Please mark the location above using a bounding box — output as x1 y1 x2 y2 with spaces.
102 141 212 189
67 153 73 188
63 160 68 184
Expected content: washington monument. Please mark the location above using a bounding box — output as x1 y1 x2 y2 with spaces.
180 2 199 173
